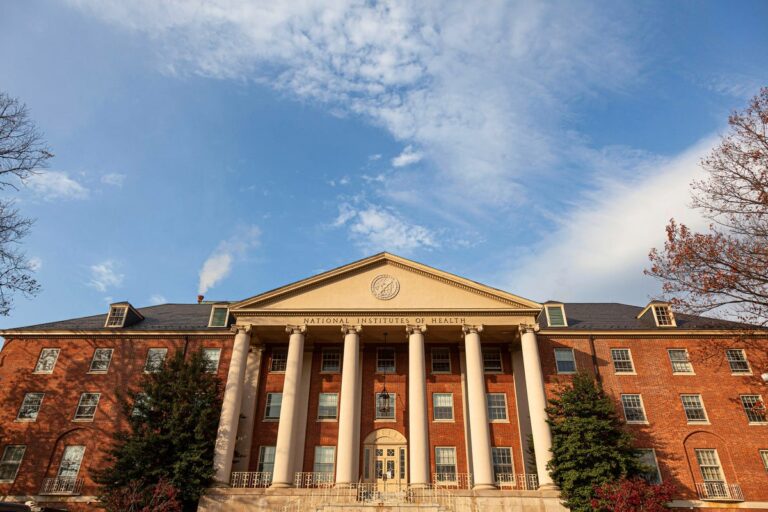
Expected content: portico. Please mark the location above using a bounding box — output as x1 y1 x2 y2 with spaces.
209 253 558 499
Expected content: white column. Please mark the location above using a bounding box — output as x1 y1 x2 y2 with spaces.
271 325 306 488
232 346 263 472
407 325 430 487
336 325 362 486
213 325 252 485
519 324 556 489
462 325 495 490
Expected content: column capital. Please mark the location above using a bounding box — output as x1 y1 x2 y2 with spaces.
405 324 427 335
462 324 484 335
341 324 362 335
231 324 253 335
286 324 307 335
518 323 540 335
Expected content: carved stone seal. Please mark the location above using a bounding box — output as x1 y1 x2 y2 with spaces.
370 274 400 300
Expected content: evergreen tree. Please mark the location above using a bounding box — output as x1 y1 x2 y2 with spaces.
545 372 642 511
95 349 222 512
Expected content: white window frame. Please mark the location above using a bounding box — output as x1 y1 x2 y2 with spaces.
34 348 60 374
681 394 709 423
0 445 26 483
317 393 339 421
313 446 336 476
57 445 85 479
554 348 576 374
611 348 635 374
321 348 341 373
652 305 675 327
491 447 515 483
376 347 396 374
74 392 101 421
105 305 128 328
201 348 222 373
482 348 503 373
434 447 457 483
257 446 276 473
375 392 396 420
620 394 648 424
740 395 767 425
131 392 149 417
89 348 114 373
667 348 693 374
637 449 662 484
144 348 168 373
725 349 751 375
760 450 768 472
270 347 288 373
431 347 451 374
432 393 454 422
695 449 726 487
545 304 568 327
486 393 508 422
16 392 44 422
208 305 229 327
264 393 282 420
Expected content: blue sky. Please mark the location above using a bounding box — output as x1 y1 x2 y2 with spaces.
0 0 766 329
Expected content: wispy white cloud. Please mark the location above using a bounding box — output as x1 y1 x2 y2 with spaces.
101 172 126 187
334 201 437 254
26 171 89 200
505 138 715 304
88 260 124 292
148 294 167 305
391 145 422 167
198 225 261 295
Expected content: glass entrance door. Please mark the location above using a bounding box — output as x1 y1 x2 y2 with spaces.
368 446 406 491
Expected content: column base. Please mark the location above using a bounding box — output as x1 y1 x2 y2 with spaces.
409 482 429 489
538 482 560 491
334 482 355 488
269 482 292 489
211 480 231 488
472 483 497 491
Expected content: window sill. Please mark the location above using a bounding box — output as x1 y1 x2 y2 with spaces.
263 418 279 422
687 421 710 425
15 418 37 423
626 421 649 425
614 372 637 376
32 371 54 375
319 371 340 375
483 371 503 375
375 371 397 375
431 371 452 375
87 370 109 375
490 419 510 424
730 373 753 376
374 419 396 423
747 422 768 426
0 479 16 484
556 371 577 375
317 419 338 422
672 372 695 376
433 419 455 423
269 371 286 374
72 418 94 423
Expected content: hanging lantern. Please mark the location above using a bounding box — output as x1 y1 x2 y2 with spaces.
377 386 391 416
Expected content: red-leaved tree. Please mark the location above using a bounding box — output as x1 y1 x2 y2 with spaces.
100 478 182 512
591 478 676 512
647 87 768 326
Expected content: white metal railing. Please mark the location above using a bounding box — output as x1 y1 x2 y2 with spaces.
432 472 473 489
230 471 272 488
39 477 84 495
696 482 744 501
517 473 539 490
279 483 457 511
496 473 516 488
294 471 334 488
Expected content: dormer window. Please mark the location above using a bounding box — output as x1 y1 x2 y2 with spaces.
545 304 567 327
652 304 675 327
208 305 229 328
105 306 128 328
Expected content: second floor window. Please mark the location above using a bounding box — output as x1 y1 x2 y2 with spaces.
486 393 508 421
17 393 44 421
726 349 750 374
202 348 221 373
611 348 635 373
554 348 576 374
375 393 396 420
321 349 341 372
34 348 60 373
318 393 339 420
482 349 503 373
681 394 707 423
741 395 767 424
431 348 451 373
270 348 288 372
144 348 168 373
264 393 282 419
667 349 692 373
621 394 647 423
74 393 100 421
90 348 114 373
377 348 396 373
432 393 454 421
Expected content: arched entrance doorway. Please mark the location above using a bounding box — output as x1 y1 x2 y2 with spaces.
362 428 408 491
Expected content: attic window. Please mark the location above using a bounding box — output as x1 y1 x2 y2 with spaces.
652 305 675 327
105 306 128 328
208 306 229 328
545 305 567 327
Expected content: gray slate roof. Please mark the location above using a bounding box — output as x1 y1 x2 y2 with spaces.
2 301 755 333
6 303 225 332
537 302 753 330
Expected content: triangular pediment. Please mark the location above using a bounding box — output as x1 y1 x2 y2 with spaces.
231 253 540 312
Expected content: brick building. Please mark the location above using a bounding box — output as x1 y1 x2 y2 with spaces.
0 253 766 511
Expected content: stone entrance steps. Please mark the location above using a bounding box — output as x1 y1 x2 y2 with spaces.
313 505 446 512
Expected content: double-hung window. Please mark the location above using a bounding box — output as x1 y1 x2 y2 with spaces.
208 305 229 327
265 393 282 420
313 446 336 476
144 348 167 373
696 449 727 498
726 349 750 374
611 348 635 373
375 393 396 420
637 449 662 484
621 394 647 423
17 393 44 421
554 348 576 374
681 394 708 423
432 393 454 421
89 348 113 373
668 349 693 374
321 349 341 372
741 395 767 424
57 445 85 479
257 446 276 473
318 393 339 420
202 348 221 373
0 445 25 482
132 392 149 417
434 447 457 482
270 348 288 372
492 447 514 483
34 348 60 373
74 393 100 421
377 348 396 373
486 393 508 421
106 306 127 328
760 450 768 472
431 348 451 373
482 349 502 373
